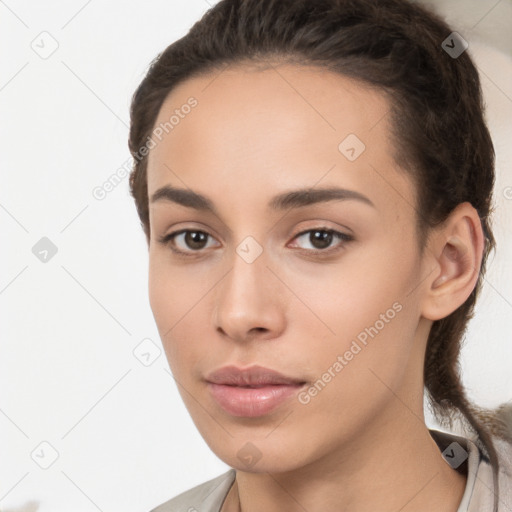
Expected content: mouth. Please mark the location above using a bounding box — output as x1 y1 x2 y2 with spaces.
205 365 307 417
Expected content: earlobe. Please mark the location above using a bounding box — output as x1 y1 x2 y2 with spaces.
421 203 484 321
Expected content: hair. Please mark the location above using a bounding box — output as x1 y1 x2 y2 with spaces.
128 0 509 508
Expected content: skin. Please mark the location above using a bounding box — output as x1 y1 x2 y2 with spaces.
145 63 484 512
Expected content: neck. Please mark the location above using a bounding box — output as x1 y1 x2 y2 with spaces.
222 411 467 512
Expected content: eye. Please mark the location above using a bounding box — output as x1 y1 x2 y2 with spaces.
158 229 220 255
289 228 353 254
158 227 353 258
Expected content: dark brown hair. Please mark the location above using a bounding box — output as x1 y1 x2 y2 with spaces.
128 0 508 508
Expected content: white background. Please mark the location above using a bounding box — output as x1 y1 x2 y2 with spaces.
1 1 511 511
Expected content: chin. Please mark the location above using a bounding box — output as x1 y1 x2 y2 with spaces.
204 433 315 474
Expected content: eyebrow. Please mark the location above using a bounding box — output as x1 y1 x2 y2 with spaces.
150 185 375 213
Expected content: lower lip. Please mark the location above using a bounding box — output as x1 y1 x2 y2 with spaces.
207 382 304 417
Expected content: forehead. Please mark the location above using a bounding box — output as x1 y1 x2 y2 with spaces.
146 63 413 216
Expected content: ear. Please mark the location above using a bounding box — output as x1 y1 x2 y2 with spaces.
420 202 485 321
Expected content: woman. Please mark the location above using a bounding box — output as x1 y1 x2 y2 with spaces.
128 0 512 510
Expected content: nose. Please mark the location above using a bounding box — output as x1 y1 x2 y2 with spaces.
213 249 286 343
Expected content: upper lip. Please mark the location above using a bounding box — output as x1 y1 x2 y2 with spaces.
205 365 306 387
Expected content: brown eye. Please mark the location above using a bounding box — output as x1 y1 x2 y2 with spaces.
158 229 220 255
184 231 209 250
309 230 333 249
290 228 353 254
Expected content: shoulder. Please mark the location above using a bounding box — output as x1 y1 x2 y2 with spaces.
468 436 512 512
429 428 512 511
149 469 236 512
493 436 512 511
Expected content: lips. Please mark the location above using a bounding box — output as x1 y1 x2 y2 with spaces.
206 365 306 387
205 365 307 417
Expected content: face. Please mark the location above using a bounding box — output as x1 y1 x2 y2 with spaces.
146 63 430 473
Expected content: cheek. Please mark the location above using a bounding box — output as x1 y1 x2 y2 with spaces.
147 253 216 373
147 250 203 328
294 237 420 382
290 270 419 454
148 257 175 332
294 236 415 333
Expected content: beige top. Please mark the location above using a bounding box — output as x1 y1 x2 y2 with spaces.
149 430 512 512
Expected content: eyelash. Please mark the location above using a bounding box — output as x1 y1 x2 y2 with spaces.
157 227 353 258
